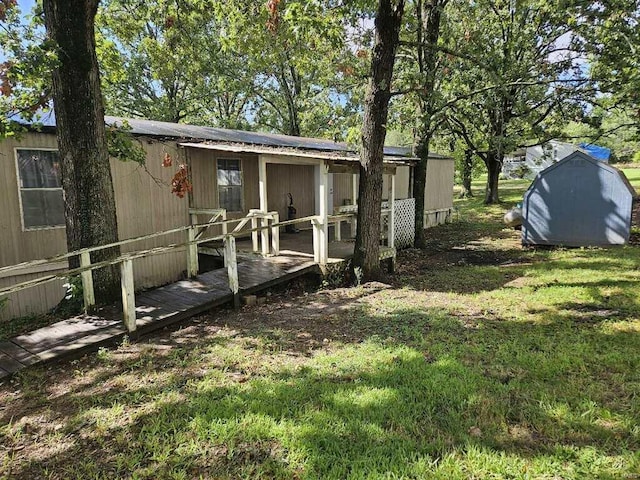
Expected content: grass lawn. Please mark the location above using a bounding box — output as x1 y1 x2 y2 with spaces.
1 178 639 479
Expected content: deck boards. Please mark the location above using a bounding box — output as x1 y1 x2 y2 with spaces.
0 238 395 380
0 252 322 379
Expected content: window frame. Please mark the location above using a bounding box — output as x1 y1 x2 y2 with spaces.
14 147 66 232
216 158 244 213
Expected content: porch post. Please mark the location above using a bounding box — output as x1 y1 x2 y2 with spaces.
271 212 280 255
318 162 329 266
120 258 137 333
79 251 95 311
258 155 268 212
186 225 199 277
224 235 240 308
258 156 269 256
388 173 396 249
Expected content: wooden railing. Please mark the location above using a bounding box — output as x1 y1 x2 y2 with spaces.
0 201 398 334
333 204 394 248
0 212 322 334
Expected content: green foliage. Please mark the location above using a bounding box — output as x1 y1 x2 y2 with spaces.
0 2 57 138
575 1 640 129
106 120 146 165
96 0 363 139
96 0 252 127
52 275 84 317
564 108 640 163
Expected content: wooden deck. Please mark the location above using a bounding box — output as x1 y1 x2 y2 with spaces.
0 252 319 379
0 230 395 380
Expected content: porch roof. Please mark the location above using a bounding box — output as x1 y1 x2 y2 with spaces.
108 116 422 164
178 140 422 166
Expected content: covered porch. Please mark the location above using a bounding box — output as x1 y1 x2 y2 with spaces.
181 141 412 271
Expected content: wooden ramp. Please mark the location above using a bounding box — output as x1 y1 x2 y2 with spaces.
0 254 317 380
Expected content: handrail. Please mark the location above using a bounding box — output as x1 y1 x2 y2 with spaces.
0 205 395 334
0 214 322 297
0 213 281 276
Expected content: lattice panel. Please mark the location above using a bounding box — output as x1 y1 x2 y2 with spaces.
394 198 415 249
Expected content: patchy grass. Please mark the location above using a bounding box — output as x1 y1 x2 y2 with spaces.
1 179 640 479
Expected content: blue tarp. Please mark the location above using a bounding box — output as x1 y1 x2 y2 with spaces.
579 143 611 162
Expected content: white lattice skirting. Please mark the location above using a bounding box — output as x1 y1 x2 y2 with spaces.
394 198 416 249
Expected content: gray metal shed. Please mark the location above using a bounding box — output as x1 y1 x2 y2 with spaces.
522 151 637 246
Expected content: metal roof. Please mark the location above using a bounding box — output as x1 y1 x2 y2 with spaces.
104 116 423 160
13 111 452 161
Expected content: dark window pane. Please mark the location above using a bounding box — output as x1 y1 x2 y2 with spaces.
21 190 65 228
219 185 242 212
17 150 61 188
218 159 243 209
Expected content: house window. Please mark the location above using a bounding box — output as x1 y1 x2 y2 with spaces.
16 148 65 229
217 158 243 212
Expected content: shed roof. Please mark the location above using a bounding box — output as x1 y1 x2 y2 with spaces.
528 150 637 198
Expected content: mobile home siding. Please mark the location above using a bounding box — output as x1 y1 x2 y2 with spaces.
0 133 68 321
111 140 188 289
267 164 316 221
0 133 67 266
1 136 193 320
424 158 455 226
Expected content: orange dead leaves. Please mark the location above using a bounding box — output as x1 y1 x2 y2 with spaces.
170 164 192 198
162 152 192 198
266 0 281 34
162 152 172 167
338 64 355 76
0 0 17 22
0 61 13 97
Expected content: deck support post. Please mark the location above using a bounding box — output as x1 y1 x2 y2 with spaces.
271 212 280 255
186 226 198 278
250 211 259 253
261 216 270 257
221 210 228 235
120 258 137 333
224 235 240 308
79 251 95 311
388 174 396 249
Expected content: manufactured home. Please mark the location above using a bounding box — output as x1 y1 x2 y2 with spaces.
0 116 454 321
502 140 611 180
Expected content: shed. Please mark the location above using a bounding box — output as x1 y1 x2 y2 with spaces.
522 151 637 246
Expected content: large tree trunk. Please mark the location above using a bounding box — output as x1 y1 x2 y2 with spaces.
44 0 121 302
413 136 428 247
353 0 404 280
413 0 446 248
459 149 474 198
483 150 502 204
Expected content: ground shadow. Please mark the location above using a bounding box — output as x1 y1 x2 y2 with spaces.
2 302 639 479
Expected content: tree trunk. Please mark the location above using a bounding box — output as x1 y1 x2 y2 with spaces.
483 151 502 204
459 149 474 198
353 0 405 280
413 136 428 248
44 0 121 302
413 0 445 248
